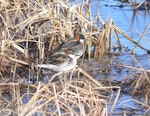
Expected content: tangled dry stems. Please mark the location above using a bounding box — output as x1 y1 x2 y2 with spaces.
0 0 149 115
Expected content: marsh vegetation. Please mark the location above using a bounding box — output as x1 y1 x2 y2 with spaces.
0 0 149 115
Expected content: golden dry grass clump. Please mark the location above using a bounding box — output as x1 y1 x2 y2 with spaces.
0 67 121 115
0 0 149 115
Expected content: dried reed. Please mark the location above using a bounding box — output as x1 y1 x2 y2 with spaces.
0 0 149 115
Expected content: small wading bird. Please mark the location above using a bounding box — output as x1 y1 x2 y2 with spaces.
54 34 86 59
36 50 77 72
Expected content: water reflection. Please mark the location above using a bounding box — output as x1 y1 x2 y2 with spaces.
83 0 150 115
87 0 150 54
69 0 150 115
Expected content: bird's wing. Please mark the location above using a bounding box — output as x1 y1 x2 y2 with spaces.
44 53 71 65
59 41 80 50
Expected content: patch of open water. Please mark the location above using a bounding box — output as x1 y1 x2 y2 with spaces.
92 1 150 115
90 0 150 55
70 0 150 115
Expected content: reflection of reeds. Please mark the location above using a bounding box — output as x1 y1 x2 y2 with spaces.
131 0 150 10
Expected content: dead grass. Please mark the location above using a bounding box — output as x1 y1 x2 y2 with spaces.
0 0 150 115
0 67 121 116
130 0 150 10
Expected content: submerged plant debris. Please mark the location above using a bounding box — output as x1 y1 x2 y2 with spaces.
0 0 150 115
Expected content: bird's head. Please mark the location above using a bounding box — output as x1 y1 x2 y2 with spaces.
74 34 85 43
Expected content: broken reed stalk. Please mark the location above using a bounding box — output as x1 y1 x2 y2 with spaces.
132 0 148 10
106 18 113 53
94 30 106 60
112 20 121 49
122 54 150 84
119 98 150 112
78 67 104 87
18 78 108 115
112 24 150 52
0 67 120 115
132 23 150 53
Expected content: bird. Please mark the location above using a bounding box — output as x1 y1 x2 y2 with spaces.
55 34 86 59
36 50 77 72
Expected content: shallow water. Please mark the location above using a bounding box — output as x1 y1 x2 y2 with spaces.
92 1 150 115
70 0 150 115
90 0 150 55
